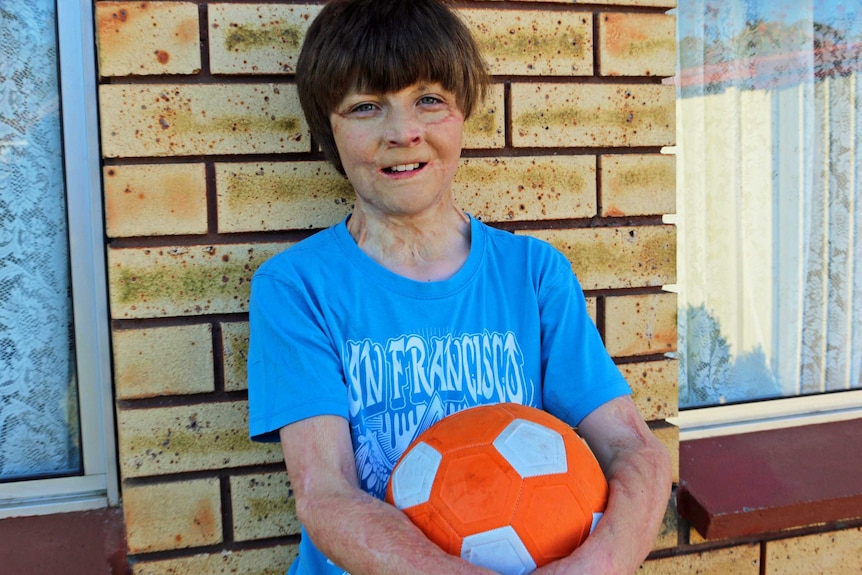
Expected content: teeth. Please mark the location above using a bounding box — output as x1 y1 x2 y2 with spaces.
388 163 421 172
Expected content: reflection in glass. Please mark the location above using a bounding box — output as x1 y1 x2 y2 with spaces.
676 1 862 408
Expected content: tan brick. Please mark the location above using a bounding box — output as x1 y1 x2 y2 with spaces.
124 479 222 553
113 324 214 400
230 472 301 542
605 292 677 357
459 10 592 76
511 83 675 148
511 0 675 5
99 84 308 158
117 401 282 478
209 4 321 75
638 544 760 574
598 13 676 77
104 163 207 237
463 83 505 150
516 226 676 290
107 242 288 319
765 528 862 575
96 2 200 77
619 359 678 420
601 154 675 217
653 491 679 551
222 321 250 392
132 546 298 575
216 162 353 233
592 0 676 6
454 156 596 222
652 424 679 484
586 297 597 325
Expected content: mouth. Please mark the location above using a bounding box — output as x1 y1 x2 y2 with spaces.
382 162 425 174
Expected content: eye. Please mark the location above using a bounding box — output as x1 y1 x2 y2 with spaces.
418 95 443 106
350 102 378 113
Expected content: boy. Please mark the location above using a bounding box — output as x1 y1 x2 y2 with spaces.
248 1 671 573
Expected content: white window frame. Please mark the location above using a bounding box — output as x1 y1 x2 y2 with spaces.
0 0 117 518
663 269 862 441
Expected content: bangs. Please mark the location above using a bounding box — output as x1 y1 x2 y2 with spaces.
345 14 467 98
316 0 481 112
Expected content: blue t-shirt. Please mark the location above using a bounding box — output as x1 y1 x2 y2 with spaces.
247 215 630 575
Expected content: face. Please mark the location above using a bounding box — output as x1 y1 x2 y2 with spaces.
329 82 465 219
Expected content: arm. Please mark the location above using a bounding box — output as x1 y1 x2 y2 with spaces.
280 415 496 575
535 396 672 575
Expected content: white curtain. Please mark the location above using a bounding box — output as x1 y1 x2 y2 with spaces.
676 0 862 408
0 2 81 479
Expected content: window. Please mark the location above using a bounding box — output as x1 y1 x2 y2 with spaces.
672 0 862 437
0 0 116 516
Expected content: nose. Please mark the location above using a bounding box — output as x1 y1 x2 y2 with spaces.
384 106 423 147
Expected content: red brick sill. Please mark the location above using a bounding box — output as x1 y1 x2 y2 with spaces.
677 417 862 540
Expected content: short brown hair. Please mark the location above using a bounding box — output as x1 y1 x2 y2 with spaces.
296 0 489 174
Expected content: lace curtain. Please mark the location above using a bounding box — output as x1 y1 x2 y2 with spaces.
676 0 862 408
0 2 81 479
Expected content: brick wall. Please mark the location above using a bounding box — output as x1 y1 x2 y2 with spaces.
95 2 862 574
92 1 836 573
96 1 676 573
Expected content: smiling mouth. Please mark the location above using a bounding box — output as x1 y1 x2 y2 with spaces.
382 162 425 174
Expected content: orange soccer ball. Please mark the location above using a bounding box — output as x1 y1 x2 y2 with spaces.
385 403 608 575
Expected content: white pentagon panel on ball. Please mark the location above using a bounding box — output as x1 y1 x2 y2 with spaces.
390 442 442 509
493 418 567 477
460 526 537 575
591 512 603 534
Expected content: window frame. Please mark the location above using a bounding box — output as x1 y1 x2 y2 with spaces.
0 0 117 518
672 389 862 441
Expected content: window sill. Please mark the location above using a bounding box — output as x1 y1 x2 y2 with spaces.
677 417 862 539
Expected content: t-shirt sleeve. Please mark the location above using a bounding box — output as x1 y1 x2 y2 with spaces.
538 252 632 427
247 268 349 443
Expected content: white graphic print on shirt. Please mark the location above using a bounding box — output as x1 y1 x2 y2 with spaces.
343 330 536 499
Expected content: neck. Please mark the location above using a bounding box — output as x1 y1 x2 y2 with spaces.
347 205 471 282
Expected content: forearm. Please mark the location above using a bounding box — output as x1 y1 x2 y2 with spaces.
299 485 494 575
537 398 672 574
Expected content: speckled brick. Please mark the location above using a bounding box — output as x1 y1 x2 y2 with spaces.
99 84 308 158
209 4 321 75
113 324 214 400
107 242 288 319
516 226 676 291
221 321 250 392
104 163 207 237
601 154 676 217
216 162 353 233
511 83 675 148
124 479 222 553
598 13 676 77
765 528 862 575
131 545 298 575
117 401 282 478
653 424 679 483
619 359 678 421
230 472 301 542
96 2 200 77
459 9 592 76
454 156 596 222
653 491 680 551
463 83 505 150
511 0 675 5
586 297 597 324
640 545 759 574
605 292 677 357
